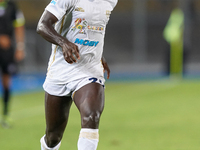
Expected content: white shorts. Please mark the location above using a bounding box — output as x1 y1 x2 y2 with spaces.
43 76 105 98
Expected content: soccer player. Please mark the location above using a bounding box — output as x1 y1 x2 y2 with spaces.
37 0 117 149
0 0 25 128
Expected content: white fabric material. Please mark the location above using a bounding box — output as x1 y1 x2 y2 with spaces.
40 135 61 150
45 0 77 20
43 0 118 85
43 76 105 97
78 128 99 150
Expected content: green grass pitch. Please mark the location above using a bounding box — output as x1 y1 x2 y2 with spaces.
0 79 200 150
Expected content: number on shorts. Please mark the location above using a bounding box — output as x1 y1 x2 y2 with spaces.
89 78 104 87
89 77 98 83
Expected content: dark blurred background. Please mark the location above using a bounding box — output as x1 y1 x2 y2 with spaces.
14 0 200 79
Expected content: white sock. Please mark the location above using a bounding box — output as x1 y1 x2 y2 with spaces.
77 128 99 150
40 135 61 150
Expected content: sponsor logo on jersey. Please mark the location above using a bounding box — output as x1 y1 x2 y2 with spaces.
75 7 85 12
88 26 104 31
50 0 57 5
75 38 99 47
72 18 104 34
106 10 111 19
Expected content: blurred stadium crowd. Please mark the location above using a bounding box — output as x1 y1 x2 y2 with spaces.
15 0 200 77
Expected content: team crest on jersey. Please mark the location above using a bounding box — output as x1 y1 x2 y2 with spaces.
50 0 58 5
75 7 85 12
71 18 87 34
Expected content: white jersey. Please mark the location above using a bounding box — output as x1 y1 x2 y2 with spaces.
44 0 118 84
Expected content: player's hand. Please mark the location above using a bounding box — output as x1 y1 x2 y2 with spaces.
0 35 11 50
15 49 25 62
101 57 110 79
61 41 80 64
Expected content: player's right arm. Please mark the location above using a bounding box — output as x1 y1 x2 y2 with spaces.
101 56 110 79
36 10 80 64
14 10 25 62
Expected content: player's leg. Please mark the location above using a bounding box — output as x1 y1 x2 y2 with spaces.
40 92 73 150
0 47 17 127
74 83 105 150
2 73 11 116
0 73 12 128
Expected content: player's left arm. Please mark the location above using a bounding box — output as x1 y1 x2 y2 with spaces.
14 10 25 62
101 56 110 79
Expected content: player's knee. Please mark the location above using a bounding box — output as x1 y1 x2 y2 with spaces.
82 111 101 128
46 132 62 148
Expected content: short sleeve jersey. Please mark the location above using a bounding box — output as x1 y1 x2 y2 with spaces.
45 0 118 84
0 0 25 36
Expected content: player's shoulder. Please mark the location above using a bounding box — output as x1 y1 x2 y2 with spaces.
7 0 16 6
6 0 18 9
50 0 79 6
106 0 118 8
